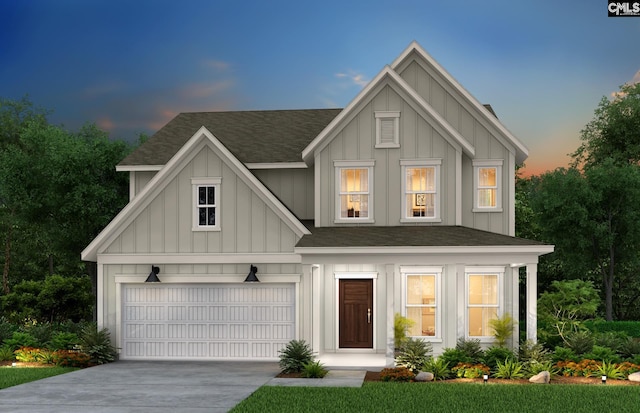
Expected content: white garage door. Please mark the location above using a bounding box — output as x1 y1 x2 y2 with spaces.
121 283 295 360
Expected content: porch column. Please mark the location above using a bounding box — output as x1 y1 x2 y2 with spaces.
526 263 538 342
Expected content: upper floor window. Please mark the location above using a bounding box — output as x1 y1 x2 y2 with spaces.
401 159 441 222
375 111 400 148
466 267 504 339
192 177 221 231
334 160 374 222
473 160 502 211
402 266 442 339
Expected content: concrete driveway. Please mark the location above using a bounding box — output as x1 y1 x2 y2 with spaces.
0 360 280 413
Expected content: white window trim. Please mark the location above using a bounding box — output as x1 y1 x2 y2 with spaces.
375 111 400 148
400 266 443 342
192 177 221 231
400 159 442 223
464 266 504 342
473 160 503 212
334 160 375 224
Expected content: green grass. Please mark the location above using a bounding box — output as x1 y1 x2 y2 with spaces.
0 366 79 390
231 382 640 413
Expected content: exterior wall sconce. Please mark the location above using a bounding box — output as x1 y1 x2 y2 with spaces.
483 374 488 384
145 266 161 282
244 265 259 282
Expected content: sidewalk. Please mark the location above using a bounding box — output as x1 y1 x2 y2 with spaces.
265 370 367 387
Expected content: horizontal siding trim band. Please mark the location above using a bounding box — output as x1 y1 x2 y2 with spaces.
115 275 302 284
98 253 302 264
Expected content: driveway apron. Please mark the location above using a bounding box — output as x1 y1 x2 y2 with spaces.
0 360 279 413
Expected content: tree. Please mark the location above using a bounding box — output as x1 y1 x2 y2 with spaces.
573 82 640 168
532 162 640 321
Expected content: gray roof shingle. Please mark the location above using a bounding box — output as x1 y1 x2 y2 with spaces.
119 109 342 166
295 225 547 248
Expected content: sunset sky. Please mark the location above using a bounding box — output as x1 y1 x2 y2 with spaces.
1 0 638 176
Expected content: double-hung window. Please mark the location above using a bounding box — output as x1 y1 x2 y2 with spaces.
334 160 374 222
402 266 442 339
473 160 502 211
466 267 503 339
401 159 441 221
192 177 221 231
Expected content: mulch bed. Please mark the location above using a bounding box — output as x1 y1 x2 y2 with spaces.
280 370 640 385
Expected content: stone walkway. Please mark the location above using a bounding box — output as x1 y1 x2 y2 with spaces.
265 370 366 387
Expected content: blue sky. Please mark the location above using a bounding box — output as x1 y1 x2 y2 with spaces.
1 0 638 175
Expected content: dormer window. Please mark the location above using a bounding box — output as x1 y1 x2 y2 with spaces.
375 111 400 148
334 160 375 223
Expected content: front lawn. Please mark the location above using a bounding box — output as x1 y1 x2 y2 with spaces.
0 366 79 390
231 382 640 413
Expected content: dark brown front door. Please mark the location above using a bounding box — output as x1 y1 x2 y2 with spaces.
339 279 373 348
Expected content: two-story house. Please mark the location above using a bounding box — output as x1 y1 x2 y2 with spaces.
82 41 553 367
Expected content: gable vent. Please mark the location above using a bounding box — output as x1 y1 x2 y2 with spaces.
380 118 395 144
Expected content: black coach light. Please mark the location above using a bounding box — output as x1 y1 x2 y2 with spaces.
244 265 259 282
145 265 161 283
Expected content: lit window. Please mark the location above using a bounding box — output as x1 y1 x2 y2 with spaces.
192 177 221 231
473 160 502 211
334 161 374 222
466 269 503 338
402 266 441 339
401 160 440 221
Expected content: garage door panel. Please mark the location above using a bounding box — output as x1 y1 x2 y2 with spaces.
122 283 295 360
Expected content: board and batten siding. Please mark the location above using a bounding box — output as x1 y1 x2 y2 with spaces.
316 84 459 227
104 145 300 255
252 167 314 221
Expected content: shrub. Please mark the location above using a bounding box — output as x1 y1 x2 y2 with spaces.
0 345 15 361
519 339 552 364
21 321 53 346
483 346 515 371
439 348 472 368
394 313 414 349
395 337 432 373
301 360 327 378
493 359 525 379
620 337 640 359
597 360 625 380
565 330 594 355
52 349 91 368
584 320 640 338
489 313 516 347
279 340 314 373
455 338 484 363
3 332 38 350
526 360 559 377
0 317 17 343
582 345 620 364
617 361 640 376
14 347 43 362
48 331 79 351
422 357 451 380
452 362 490 379
594 331 627 352
380 367 415 382
552 346 578 363
77 324 117 365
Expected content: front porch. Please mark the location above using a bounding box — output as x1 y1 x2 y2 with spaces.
318 352 391 370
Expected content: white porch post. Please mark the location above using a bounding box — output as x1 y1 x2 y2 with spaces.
526 263 538 342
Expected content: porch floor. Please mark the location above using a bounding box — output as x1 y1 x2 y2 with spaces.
318 352 391 371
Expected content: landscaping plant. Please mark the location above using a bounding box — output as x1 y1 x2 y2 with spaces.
451 362 490 379
422 357 451 380
489 313 516 347
482 346 515 371
455 338 484 363
301 360 327 378
77 324 117 365
278 339 314 373
493 359 525 379
394 313 415 349
380 367 415 382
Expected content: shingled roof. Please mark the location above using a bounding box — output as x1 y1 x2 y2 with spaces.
119 109 342 166
296 225 547 248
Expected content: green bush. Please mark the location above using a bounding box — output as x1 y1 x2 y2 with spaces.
493 359 525 379
483 346 515 371
439 347 473 368
422 357 451 380
584 320 640 338
301 360 327 378
519 339 552 364
489 313 516 347
596 360 625 380
394 313 414 349
582 345 620 364
3 331 38 350
526 360 559 377
395 337 432 373
552 346 579 363
455 338 484 363
0 345 15 361
77 324 117 365
0 317 17 343
278 340 314 373
48 331 79 350
594 331 627 353
565 330 594 355
619 337 640 359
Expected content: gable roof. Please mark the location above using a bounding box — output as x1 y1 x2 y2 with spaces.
118 109 342 169
295 225 552 254
82 126 310 261
392 41 529 164
301 66 476 164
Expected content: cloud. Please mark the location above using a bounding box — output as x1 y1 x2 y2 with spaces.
202 59 231 72
610 69 640 99
178 79 235 100
632 69 640 85
336 70 369 87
